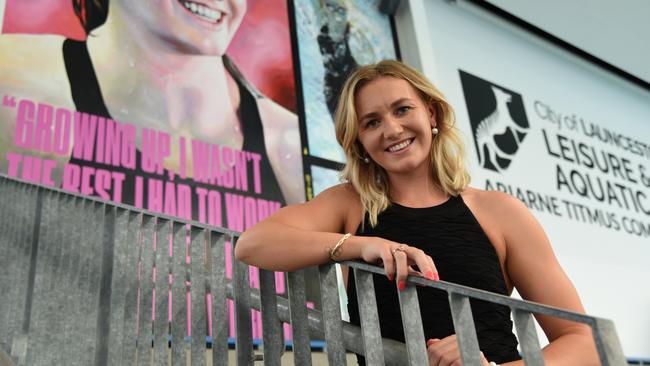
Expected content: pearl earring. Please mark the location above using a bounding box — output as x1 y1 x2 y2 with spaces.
363 156 370 163
432 127 439 135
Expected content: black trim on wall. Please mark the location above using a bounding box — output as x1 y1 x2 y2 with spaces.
303 156 345 172
467 0 650 92
289 1 403 200
390 13 402 61
286 0 312 201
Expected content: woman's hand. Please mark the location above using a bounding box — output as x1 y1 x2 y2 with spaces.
357 236 439 288
427 335 491 366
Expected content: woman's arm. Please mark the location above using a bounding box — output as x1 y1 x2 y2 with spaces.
235 183 438 284
494 192 599 366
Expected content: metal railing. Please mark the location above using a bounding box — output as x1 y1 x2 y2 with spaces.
0 174 627 365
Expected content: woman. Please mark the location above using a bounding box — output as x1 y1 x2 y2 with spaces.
0 0 304 216
235 60 599 365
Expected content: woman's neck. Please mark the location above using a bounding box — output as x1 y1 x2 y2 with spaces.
387 168 448 208
85 4 242 146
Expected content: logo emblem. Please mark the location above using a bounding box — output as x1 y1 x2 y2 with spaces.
459 70 529 173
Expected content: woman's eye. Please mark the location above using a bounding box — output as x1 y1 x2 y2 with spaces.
396 106 411 115
365 119 380 128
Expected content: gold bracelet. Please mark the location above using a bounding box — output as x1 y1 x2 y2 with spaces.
329 233 351 261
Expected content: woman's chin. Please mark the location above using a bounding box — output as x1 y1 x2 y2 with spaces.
164 37 229 56
380 159 431 177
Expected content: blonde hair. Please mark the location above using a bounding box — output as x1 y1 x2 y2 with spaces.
334 60 470 227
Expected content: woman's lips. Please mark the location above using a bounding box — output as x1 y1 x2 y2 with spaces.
178 0 225 24
386 138 414 153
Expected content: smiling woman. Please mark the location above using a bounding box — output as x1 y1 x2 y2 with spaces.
235 60 601 366
99 0 246 55
335 61 469 227
72 0 303 210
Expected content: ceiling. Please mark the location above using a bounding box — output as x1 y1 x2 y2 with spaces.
485 0 650 86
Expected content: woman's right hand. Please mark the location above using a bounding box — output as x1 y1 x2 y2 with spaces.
357 236 439 289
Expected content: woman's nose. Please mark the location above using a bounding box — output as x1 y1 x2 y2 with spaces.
383 117 404 138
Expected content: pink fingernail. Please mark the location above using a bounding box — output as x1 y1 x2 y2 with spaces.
398 280 406 291
426 271 434 280
388 274 394 281
434 273 440 281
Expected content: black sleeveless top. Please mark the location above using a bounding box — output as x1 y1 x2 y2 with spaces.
347 195 521 364
61 39 286 220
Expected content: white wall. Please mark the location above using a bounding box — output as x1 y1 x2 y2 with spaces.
396 0 650 358
486 0 650 84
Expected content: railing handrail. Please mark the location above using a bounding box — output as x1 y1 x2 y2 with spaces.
0 174 628 366
343 260 598 324
339 260 626 365
0 174 623 332
0 173 235 236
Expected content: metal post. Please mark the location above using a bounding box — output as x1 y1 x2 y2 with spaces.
154 218 171 366
171 222 188 365
512 309 544 365
397 283 427 365
448 293 482 366
232 237 254 366
137 215 156 365
353 269 385 365
209 231 229 366
318 264 346 365
287 270 312 366
259 268 283 366
189 227 207 365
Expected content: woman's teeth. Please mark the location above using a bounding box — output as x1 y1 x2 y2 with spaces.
182 1 223 22
387 139 412 152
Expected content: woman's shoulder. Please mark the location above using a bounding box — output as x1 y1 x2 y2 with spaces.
0 33 66 53
318 183 364 232
0 34 68 75
273 183 361 234
256 97 297 128
461 186 534 241
0 34 75 150
253 97 303 203
461 186 527 215
317 182 360 200
313 182 362 214
0 34 73 105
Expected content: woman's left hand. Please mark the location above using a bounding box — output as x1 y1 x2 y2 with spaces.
426 335 490 366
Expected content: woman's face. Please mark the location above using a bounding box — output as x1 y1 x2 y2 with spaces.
115 0 247 55
355 76 436 177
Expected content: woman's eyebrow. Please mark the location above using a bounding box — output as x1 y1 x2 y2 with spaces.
390 98 413 107
358 110 379 121
358 98 414 121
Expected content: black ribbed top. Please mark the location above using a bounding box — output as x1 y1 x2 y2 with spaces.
348 195 521 364
61 39 286 218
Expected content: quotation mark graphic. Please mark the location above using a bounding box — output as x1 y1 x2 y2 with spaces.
2 95 17 108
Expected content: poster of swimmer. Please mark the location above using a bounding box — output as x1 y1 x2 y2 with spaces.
294 0 398 197
0 0 305 344
0 0 305 226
